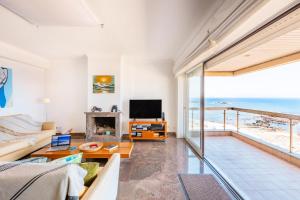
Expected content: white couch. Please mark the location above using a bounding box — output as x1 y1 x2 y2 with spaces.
0 114 56 161
0 114 120 200
82 153 121 200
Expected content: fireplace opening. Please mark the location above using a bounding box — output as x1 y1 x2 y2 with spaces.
95 117 116 136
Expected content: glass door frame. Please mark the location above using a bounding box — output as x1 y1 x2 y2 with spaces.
184 64 205 157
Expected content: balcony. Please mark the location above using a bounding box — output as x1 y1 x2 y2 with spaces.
189 106 300 157
187 107 300 199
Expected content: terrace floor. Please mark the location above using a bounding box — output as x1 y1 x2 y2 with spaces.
190 136 300 200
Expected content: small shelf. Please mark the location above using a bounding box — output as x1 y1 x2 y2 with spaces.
130 136 166 140
131 130 166 132
129 120 167 141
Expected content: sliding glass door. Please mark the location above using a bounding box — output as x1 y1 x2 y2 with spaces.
185 65 204 156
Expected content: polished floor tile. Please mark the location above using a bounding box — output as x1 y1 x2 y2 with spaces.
118 135 220 200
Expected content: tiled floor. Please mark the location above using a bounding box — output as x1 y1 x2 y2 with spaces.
117 135 229 200
190 136 300 200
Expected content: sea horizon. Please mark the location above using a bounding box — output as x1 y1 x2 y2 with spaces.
190 97 300 115
188 97 300 132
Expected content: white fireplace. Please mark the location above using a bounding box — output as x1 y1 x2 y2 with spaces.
85 112 121 139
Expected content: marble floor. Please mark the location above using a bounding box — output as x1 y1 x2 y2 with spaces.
117 135 231 200
190 136 300 200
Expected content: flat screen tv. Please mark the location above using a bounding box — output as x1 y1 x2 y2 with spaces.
129 99 162 119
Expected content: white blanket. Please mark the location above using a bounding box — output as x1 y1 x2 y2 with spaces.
0 114 42 134
0 161 86 200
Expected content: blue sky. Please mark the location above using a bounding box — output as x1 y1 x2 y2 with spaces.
189 61 300 98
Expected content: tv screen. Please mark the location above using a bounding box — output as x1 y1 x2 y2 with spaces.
129 100 162 119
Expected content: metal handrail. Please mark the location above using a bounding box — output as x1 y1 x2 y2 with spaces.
188 106 299 153
190 106 300 121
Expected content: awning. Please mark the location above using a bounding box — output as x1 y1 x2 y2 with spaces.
205 5 300 76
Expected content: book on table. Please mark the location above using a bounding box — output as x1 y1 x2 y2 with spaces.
103 144 118 151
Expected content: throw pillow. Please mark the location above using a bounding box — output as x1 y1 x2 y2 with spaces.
0 131 16 141
0 125 16 135
19 157 48 163
79 162 100 186
50 153 83 164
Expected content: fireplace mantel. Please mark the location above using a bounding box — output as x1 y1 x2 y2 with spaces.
85 112 121 139
85 112 121 117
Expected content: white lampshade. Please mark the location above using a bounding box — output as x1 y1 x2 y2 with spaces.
41 98 51 104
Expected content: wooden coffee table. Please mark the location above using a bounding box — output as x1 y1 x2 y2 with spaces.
31 141 134 159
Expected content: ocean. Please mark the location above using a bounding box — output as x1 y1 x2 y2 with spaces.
189 98 300 132
205 98 300 115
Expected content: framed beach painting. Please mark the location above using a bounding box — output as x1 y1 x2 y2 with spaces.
0 67 12 108
93 75 115 94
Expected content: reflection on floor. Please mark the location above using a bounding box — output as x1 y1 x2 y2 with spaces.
190 136 300 200
118 135 219 200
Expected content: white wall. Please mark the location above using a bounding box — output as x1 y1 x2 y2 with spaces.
121 57 177 132
0 41 50 69
45 56 177 134
0 58 46 121
46 55 121 132
46 57 87 131
87 55 121 112
0 41 48 122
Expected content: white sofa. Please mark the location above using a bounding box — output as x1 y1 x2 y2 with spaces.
0 114 120 200
0 154 120 200
0 114 56 161
82 153 121 200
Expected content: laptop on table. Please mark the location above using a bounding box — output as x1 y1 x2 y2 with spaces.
47 135 71 152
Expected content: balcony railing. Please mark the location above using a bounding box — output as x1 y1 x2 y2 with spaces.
189 107 300 154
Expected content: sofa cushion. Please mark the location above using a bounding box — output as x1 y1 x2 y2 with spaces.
0 129 55 158
0 140 30 157
0 162 86 200
0 131 17 141
30 130 55 141
0 114 42 134
79 162 101 186
0 126 15 135
0 130 53 146
50 153 83 164
19 157 48 163
42 122 56 131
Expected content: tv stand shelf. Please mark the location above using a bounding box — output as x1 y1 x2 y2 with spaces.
129 121 167 141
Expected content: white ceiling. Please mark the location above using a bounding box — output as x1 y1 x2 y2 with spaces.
0 0 219 59
0 0 100 26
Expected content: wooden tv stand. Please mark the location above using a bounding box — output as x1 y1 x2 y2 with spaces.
129 121 167 141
